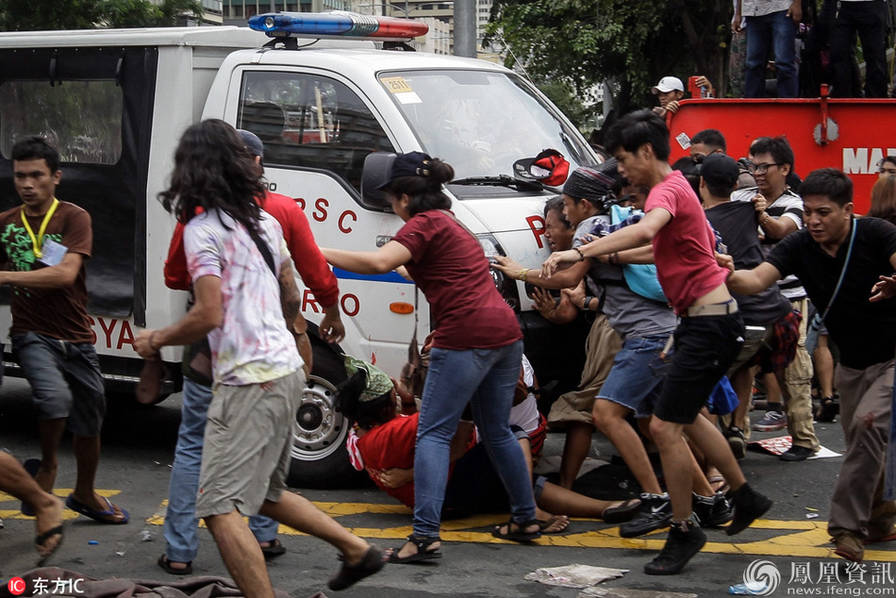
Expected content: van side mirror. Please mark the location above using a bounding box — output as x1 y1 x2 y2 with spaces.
360 152 397 210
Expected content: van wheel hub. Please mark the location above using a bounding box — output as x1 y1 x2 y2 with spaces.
291 375 346 461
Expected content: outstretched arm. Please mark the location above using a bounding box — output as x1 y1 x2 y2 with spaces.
322 241 411 274
725 262 782 295
543 209 670 277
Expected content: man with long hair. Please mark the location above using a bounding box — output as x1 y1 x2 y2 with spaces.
134 120 382 595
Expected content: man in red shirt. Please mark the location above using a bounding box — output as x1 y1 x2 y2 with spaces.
543 110 772 575
156 130 345 575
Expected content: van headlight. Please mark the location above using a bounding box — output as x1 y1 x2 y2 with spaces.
478 234 520 310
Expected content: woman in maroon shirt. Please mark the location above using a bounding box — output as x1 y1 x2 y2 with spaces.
323 152 539 563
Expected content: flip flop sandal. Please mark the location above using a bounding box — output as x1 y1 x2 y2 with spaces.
387 534 442 564
35 524 64 566
536 515 570 534
66 494 130 524
327 545 385 591
492 519 542 543
602 498 642 524
158 554 193 575
260 538 287 560
21 458 41 516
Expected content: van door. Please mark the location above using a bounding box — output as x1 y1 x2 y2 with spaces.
226 66 426 376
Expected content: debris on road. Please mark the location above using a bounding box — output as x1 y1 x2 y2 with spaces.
525 564 627 588
579 588 698 598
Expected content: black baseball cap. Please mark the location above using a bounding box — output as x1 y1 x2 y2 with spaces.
700 153 739 190
361 151 434 206
237 129 265 158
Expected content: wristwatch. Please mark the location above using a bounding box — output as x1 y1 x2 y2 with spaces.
582 295 595 310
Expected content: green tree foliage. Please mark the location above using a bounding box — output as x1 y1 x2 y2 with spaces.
0 0 202 31
488 0 730 115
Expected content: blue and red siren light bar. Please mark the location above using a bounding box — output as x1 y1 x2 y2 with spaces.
248 11 429 41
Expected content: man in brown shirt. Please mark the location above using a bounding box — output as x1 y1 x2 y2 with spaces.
0 136 127 524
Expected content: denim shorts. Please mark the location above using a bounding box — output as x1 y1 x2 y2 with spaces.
11 331 106 437
654 313 745 424
596 335 669 419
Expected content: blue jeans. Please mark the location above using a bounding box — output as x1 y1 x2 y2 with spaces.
413 340 536 538
164 377 279 563
744 10 798 98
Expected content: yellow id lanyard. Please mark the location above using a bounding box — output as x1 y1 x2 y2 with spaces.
21 197 59 259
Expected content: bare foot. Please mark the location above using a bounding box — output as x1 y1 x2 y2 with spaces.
33 494 64 560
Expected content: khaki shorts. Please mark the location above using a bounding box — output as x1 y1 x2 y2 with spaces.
196 370 304 518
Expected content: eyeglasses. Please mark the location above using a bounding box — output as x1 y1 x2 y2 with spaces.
880 167 896 175
747 162 781 174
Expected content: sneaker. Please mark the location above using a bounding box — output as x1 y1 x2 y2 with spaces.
754 410 787 432
693 492 734 528
832 532 864 562
727 483 773 535
779 445 816 461
724 426 746 460
619 493 672 538
644 517 707 575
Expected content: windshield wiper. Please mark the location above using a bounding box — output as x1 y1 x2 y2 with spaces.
450 175 542 191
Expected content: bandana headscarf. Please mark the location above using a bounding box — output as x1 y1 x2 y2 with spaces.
343 355 393 402
562 167 615 205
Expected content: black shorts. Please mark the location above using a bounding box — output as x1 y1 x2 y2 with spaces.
653 313 744 424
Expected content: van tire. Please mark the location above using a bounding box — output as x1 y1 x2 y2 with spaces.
287 329 365 488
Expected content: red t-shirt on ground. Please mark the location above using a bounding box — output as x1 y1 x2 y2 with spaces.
391 210 521 350
163 191 339 306
356 413 419 507
646 170 729 314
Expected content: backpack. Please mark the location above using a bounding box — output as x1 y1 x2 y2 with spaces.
609 205 668 304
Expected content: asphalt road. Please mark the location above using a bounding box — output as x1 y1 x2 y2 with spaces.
1 378 893 598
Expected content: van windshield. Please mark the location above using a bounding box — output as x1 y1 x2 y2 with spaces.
379 70 596 181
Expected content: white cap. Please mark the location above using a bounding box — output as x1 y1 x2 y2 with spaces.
652 76 684 94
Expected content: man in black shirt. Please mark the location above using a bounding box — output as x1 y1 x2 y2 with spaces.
727 168 896 563
701 155 817 461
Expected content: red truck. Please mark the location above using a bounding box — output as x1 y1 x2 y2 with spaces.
667 84 896 214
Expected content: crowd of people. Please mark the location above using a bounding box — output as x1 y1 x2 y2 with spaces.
1 106 895 593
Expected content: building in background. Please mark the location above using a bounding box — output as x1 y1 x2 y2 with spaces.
223 0 351 23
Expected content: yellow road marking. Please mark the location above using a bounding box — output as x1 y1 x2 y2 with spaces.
8 493 889 561
139 499 896 561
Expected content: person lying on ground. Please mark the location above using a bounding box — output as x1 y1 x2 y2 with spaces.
337 355 641 551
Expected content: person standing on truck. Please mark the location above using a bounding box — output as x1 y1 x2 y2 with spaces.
134 120 383 594
0 137 129 525
829 0 889 98
155 129 346 575
726 167 896 563
543 110 773 575
730 136 820 461
322 151 541 562
734 0 801 98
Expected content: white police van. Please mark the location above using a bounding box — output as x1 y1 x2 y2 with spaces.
0 12 600 486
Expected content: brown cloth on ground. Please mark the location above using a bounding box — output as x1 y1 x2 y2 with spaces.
10 568 325 598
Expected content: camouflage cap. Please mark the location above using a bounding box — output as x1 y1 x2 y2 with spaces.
344 355 393 402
